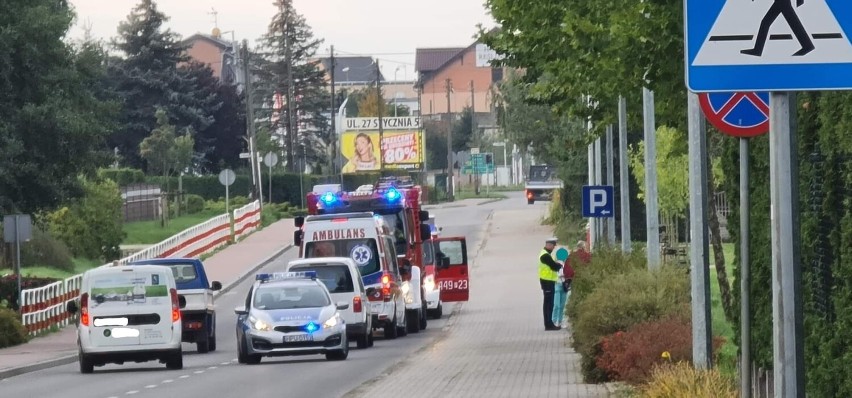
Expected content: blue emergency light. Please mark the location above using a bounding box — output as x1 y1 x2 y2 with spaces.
304 322 319 333
255 271 317 282
384 187 401 202
320 191 337 205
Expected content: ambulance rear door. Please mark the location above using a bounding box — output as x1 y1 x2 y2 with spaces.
435 237 469 302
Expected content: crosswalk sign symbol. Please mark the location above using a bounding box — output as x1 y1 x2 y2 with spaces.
685 0 852 92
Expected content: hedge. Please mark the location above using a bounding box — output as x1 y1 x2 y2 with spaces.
720 92 852 396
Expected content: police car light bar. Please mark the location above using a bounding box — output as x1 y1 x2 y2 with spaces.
255 271 318 282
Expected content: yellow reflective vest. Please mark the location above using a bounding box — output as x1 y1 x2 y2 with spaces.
538 249 558 281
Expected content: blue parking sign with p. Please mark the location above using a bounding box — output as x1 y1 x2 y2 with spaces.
582 186 614 218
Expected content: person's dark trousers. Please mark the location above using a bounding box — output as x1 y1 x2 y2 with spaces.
540 279 557 329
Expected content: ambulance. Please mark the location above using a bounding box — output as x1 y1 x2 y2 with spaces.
294 212 413 339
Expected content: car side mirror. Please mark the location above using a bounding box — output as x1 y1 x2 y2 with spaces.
211 281 222 291
336 301 350 310
419 210 429 222
420 224 431 241
178 295 187 309
294 230 303 246
439 257 451 270
234 306 248 315
66 300 78 314
295 216 305 228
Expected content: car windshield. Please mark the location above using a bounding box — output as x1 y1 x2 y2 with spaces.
253 284 329 310
377 210 407 255
290 265 354 293
166 263 198 284
305 239 381 276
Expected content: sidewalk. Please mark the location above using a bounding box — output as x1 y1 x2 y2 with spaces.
345 207 610 398
0 218 296 380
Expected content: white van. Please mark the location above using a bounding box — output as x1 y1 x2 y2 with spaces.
296 212 409 339
285 257 374 349
66 265 184 373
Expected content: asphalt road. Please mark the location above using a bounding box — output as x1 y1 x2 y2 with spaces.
0 192 530 398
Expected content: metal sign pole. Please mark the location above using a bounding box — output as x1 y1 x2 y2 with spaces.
606 124 616 245
687 92 712 369
769 92 804 398
618 96 631 252
643 88 661 269
15 216 22 312
588 143 596 250
740 137 751 398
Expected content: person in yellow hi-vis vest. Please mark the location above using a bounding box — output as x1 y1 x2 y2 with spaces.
539 237 563 331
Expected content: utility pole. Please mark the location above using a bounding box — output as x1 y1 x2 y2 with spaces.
330 45 336 174
471 80 479 195
376 59 384 174
618 96 632 252
241 40 259 202
445 78 454 201
643 88 661 269
283 3 297 173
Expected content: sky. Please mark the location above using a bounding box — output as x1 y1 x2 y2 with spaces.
67 0 496 81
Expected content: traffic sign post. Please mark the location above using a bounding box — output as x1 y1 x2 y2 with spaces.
685 1 815 394
4 215 32 312
581 186 614 218
699 92 769 137
219 169 236 214
264 152 279 204
685 1 852 91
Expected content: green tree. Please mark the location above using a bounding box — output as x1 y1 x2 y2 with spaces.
140 108 195 185
0 1 117 214
45 178 124 260
628 126 689 220
109 0 218 169
256 0 330 173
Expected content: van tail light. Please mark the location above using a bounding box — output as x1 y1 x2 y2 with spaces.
353 296 362 313
170 288 181 323
526 191 533 199
381 274 392 302
80 293 89 326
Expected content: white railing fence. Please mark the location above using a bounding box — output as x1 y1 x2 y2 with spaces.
18 201 261 335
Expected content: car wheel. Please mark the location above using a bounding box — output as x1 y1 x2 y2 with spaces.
196 332 210 354
326 336 349 361
367 330 375 347
420 300 428 330
528 199 534 205
429 303 443 319
165 350 183 370
238 335 261 364
356 331 370 349
397 310 408 337
78 349 94 374
406 310 420 334
208 328 217 352
384 313 398 340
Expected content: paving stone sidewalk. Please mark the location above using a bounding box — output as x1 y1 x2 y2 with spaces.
344 207 611 398
0 218 295 379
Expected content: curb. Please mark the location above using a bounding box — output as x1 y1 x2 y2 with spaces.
476 197 505 206
0 245 294 381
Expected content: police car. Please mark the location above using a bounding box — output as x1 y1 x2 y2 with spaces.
234 272 349 363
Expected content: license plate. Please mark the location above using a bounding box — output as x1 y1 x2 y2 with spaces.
284 334 312 343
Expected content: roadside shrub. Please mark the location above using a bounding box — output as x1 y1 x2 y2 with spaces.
597 317 726 384
21 228 74 271
566 248 646 320
44 177 124 261
97 168 145 186
0 307 27 348
185 194 205 214
640 362 738 398
573 265 690 382
230 195 249 207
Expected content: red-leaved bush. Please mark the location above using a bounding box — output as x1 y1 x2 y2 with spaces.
595 317 725 385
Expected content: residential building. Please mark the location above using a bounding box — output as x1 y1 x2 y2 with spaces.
316 56 421 115
415 43 504 120
183 28 242 86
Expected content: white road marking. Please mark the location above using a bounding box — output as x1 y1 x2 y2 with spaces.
194 370 205 374
162 379 174 383
126 391 139 395
207 366 217 370
179 375 190 379
220 361 230 365
144 385 157 389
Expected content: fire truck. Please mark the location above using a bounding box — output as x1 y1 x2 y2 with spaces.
297 177 434 332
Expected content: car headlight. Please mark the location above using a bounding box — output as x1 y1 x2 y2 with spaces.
423 275 435 292
323 314 340 329
249 316 272 332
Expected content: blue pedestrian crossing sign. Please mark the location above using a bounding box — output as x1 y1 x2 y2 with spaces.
685 0 852 92
582 186 614 218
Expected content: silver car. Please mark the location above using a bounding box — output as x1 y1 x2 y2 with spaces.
234 272 349 363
